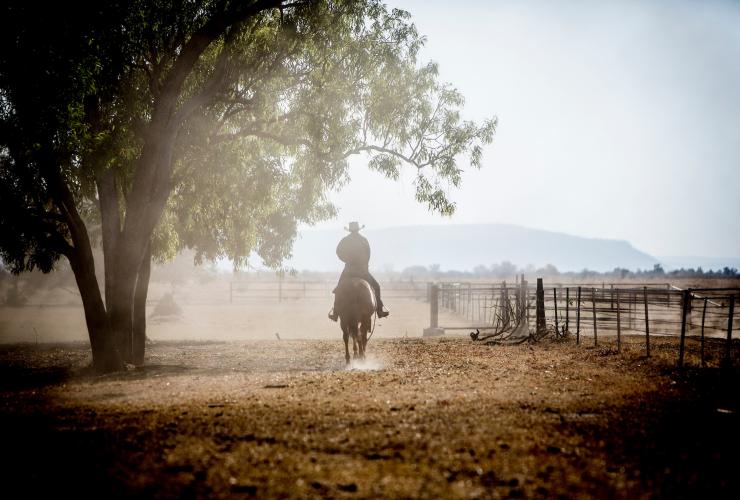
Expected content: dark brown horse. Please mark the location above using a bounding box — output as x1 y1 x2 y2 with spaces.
335 278 376 365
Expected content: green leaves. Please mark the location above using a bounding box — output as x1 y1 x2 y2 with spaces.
1 0 496 275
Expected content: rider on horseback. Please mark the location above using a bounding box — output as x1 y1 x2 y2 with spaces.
328 222 390 321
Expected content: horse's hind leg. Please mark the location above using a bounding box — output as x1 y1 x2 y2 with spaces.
359 316 371 360
350 323 359 360
350 321 357 357
342 325 351 366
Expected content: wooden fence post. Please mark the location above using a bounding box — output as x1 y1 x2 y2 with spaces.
521 273 526 321
725 295 735 366
644 287 650 358
616 289 621 352
576 286 581 345
610 284 614 310
502 281 509 327
468 285 472 320
678 289 690 367
536 278 546 335
701 298 707 367
423 284 444 336
592 288 598 346
565 287 570 334
553 288 559 335
515 280 522 319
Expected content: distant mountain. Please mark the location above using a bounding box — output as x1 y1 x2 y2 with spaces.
285 223 660 273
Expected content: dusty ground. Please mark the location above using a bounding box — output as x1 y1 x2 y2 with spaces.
0 335 738 499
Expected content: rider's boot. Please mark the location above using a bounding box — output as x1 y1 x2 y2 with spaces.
376 299 389 318
328 298 339 322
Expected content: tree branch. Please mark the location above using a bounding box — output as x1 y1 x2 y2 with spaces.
343 144 420 168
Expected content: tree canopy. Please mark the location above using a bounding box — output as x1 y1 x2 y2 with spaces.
0 0 496 371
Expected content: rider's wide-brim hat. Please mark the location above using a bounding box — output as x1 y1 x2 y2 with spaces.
345 221 364 232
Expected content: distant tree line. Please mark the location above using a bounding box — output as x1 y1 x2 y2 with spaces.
2 258 737 306
392 262 739 280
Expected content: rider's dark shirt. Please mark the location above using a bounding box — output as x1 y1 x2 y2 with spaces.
336 232 370 273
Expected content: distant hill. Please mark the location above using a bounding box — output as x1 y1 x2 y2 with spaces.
285 223 659 273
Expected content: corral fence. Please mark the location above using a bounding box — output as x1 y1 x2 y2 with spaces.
424 277 739 367
228 279 429 302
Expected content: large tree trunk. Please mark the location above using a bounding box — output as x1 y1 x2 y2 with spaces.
107 127 178 364
97 168 136 364
132 242 151 365
107 260 138 365
97 169 120 313
67 248 123 373
100 85 183 366
43 162 123 373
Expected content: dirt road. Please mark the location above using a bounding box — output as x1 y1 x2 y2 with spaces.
0 336 737 498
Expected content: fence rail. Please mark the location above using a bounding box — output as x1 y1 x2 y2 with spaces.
228 280 429 302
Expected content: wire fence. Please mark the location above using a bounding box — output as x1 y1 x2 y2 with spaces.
427 280 739 367
228 279 429 302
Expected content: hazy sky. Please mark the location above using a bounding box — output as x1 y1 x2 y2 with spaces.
306 0 740 258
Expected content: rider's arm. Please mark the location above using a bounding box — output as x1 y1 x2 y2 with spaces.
336 237 349 263
361 235 371 263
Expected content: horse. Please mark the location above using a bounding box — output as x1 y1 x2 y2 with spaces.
334 278 376 365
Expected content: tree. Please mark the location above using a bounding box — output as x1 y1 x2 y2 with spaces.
491 260 517 278
0 1 496 372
